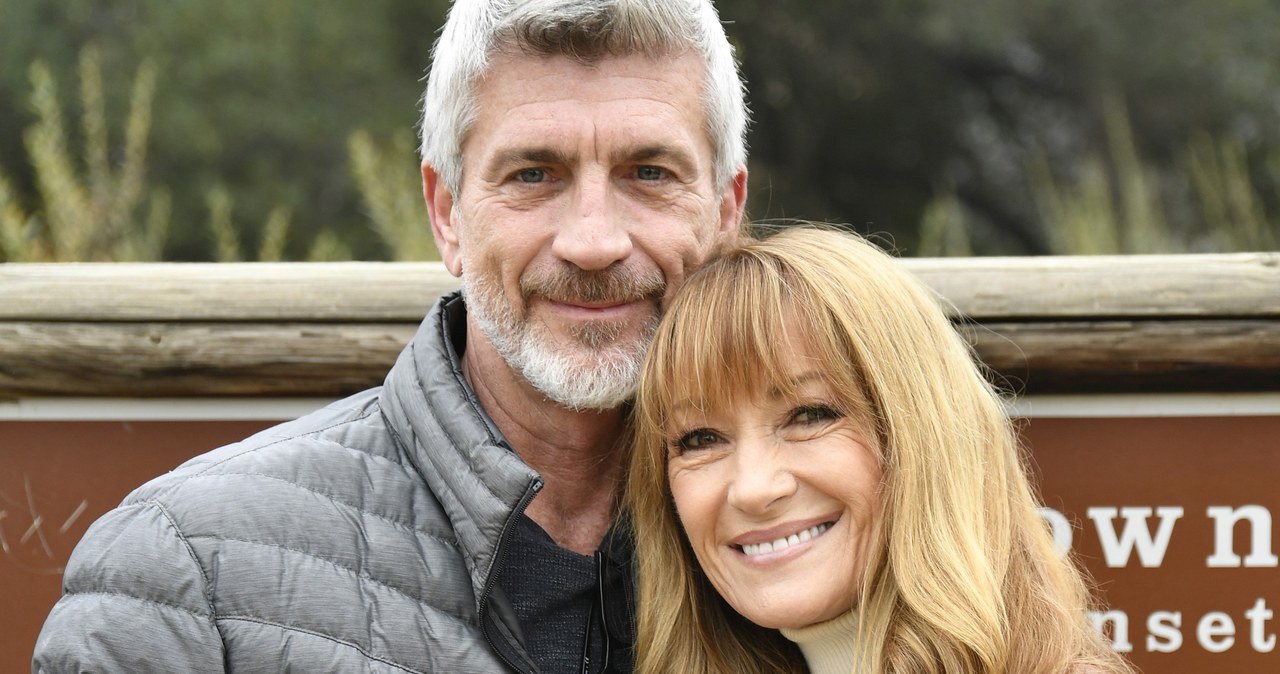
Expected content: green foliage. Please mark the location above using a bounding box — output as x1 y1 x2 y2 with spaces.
0 46 166 262
1 42 367 263
0 0 449 261
121 0 444 260
729 0 1280 255
3 0 1278 259
0 172 40 261
1011 96 1277 255
1186 133 1279 252
259 206 292 263
206 186 241 262
306 230 354 262
916 187 972 257
206 184 310 262
349 129 439 261
1030 151 1124 254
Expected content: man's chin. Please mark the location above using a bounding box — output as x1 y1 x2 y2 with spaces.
542 303 658 346
517 340 645 411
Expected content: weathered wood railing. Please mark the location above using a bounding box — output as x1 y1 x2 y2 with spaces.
1 254 1277 397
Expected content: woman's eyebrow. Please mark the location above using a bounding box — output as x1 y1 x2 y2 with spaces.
765 370 825 400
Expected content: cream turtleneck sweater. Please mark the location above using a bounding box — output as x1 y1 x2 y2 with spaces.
779 610 861 674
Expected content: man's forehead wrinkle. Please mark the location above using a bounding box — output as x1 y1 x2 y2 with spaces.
593 121 601 163
463 52 712 189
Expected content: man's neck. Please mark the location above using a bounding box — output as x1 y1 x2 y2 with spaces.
462 330 627 556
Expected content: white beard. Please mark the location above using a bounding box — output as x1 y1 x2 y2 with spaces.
462 262 664 411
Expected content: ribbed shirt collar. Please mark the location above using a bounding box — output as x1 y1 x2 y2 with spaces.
779 610 861 674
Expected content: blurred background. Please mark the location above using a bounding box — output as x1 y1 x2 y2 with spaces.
2 0 1278 262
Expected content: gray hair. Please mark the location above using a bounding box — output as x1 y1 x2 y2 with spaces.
419 0 748 193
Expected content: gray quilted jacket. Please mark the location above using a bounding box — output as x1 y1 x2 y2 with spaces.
33 293 633 673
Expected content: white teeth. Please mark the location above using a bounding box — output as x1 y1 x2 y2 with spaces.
741 523 830 557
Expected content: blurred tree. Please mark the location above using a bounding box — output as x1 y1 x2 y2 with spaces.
2 0 1277 258
131 0 448 259
0 46 167 262
1 0 448 260
349 128 438 261
728 0 1280 254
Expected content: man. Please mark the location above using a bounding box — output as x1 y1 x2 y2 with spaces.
33 0 748 671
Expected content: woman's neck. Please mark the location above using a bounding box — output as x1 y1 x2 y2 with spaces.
779 610 861 674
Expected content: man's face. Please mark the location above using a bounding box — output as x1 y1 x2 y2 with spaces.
426 51 746 410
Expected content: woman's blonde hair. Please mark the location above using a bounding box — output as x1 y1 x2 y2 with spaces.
625 226 1132 674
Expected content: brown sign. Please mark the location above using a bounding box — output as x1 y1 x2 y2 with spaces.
1027 414 1280 672
1 418 275 674
4 402 1279 673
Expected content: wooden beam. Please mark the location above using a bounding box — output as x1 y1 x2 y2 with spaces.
901 252 1280 319
2 254 1277 397
5 253 1276 321
0 322 414 397
962 320 1280 393
0 263 457 321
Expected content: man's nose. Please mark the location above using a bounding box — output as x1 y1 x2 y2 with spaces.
725 440 798 515
551 171 633 270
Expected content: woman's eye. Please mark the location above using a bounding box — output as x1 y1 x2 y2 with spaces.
791 405 839 425
635 166 666 181
672 428 721 453
516 168 546 183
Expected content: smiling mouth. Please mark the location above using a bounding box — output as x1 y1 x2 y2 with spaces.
739 522 833 557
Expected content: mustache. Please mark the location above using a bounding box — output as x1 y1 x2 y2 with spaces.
520 265 666 306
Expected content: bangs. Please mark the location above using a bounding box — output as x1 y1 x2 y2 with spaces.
637 247 858 441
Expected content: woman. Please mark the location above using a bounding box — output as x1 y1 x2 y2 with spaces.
625 227 1132 674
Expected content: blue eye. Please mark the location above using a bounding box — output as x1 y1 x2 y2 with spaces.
517 168 546 183
636 166 665 181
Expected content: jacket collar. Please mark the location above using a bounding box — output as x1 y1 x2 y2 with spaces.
379 292 542 607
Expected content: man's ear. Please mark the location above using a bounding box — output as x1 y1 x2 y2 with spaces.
718 166 749 240
423 163 463 277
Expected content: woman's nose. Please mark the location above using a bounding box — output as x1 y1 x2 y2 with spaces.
725 442 798 515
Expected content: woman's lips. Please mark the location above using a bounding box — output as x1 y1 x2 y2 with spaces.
738 522 833 557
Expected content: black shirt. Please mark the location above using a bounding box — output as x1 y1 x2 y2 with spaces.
500 514 635 673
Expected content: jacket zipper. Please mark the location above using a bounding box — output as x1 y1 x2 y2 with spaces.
479 477 543 673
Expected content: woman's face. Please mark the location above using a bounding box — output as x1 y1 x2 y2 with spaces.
664 343 883 629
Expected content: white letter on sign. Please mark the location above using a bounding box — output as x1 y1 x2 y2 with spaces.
1197 612 1236 653
1088 610 1134 653
1087 506 1184 568
1206 505 1279 568
1246 598 1277 653
1146 611 1183 653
